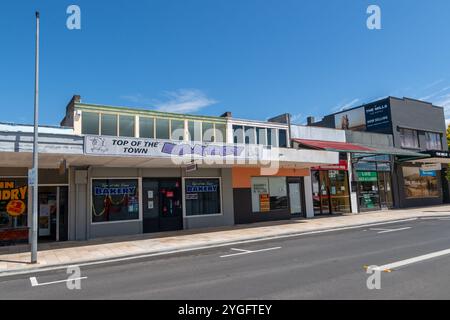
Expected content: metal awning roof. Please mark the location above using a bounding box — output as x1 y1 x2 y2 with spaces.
292 139 428 159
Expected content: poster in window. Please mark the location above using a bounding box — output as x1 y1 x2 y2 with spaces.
92 179 140 223
403 167 439 199
0 180 28 230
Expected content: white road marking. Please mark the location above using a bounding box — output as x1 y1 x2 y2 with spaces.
372 248 450 272
420 217 450 221
29 276 87 287
230 248 252 253
220 247 281 258
0 217 422 278
370 227 411 234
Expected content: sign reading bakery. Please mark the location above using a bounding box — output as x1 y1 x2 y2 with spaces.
0 181 28 217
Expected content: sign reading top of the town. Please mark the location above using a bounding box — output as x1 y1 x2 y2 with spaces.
84 135 273 162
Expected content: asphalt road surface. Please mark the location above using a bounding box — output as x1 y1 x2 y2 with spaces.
1 217 450 299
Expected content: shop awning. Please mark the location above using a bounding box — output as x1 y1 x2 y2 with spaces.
404 150 450 164
292 139 373 153
292 139 429 159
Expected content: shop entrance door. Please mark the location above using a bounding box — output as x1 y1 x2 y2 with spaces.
38 186 68 242
312 170 350 215
143 179 183 233
288 178 304 217
377 172 394 210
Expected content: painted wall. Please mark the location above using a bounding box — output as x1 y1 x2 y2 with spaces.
291 125 346 143
390 98 447 151
232 167 310 224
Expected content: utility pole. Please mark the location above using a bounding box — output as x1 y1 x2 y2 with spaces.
31 11 40 264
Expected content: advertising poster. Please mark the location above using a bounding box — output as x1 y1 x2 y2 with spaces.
365 103 391 131
0 180 28 230
334 107 366 130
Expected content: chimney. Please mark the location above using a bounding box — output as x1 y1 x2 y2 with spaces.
307 116 315 126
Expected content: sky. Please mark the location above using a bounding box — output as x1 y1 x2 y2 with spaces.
1 0 450 127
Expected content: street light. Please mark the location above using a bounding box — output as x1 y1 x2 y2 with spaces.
31 11 40 264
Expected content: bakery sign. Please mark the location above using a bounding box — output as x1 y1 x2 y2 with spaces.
84 135 269 162
0 181 28 217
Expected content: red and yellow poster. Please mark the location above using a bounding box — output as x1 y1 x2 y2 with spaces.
0 181 28 217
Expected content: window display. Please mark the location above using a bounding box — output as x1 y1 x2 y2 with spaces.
0 179 28 230
185 178 221 216
92 179 140 223
403 167 439 199
251 177 288 212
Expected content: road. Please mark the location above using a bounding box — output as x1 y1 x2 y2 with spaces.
1 217 450 299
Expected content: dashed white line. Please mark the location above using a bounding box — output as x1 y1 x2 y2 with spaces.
220 247 281 258
370 227 411 234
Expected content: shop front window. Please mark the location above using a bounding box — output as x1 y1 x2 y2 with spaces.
185 178 221 216
171 120 185 141
278 129 288 148
251 177 288 212
233 125 244 144
402 167 439 199
139 117 155 138
357 171 380 211
92 179 140 223
189 121 202 142
156 119 170 140
101 114 118 136
425 132 442 150
0 179 28 230
399 128 419 149
82 112 99 135
214 123 227 143
119 115 135 137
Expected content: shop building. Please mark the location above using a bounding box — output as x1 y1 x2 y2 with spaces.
308 96 449 209
289 124 426 215
0 96 339 245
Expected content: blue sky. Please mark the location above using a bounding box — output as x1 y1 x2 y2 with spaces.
1 0 450 126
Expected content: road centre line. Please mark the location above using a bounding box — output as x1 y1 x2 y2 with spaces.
371 248 450 272
0 217 420 278
30 276 87 287
220 247 281 258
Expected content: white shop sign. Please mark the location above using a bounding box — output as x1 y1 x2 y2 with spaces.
84 135 269 161
421 163 442 171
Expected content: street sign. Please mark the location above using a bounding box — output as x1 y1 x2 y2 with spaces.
28 168 37 187
421 163 441 171
186 163 198 173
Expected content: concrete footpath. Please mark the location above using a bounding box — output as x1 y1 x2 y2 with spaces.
1 205 450 276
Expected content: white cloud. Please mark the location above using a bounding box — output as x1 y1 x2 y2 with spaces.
155 89 217 113
121 89 217 114
290 113 304 124
332 98 360 112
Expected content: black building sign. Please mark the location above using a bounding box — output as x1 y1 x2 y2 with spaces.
365 103 391 131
